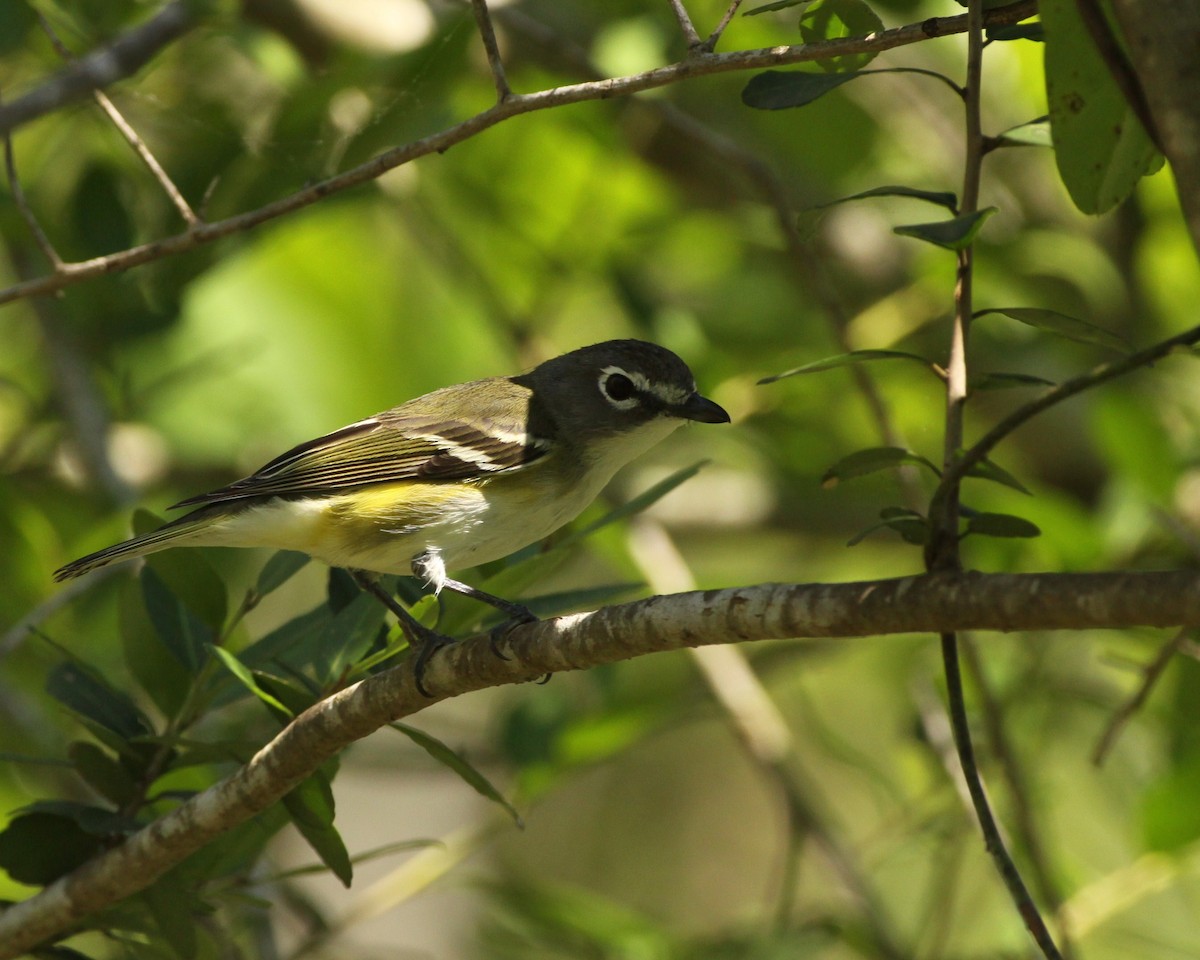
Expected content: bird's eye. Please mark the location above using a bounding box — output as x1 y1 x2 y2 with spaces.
602 372 637 403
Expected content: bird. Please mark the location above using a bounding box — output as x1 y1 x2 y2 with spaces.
54 339 730 693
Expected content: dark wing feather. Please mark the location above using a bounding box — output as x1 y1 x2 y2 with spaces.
172 401 550 509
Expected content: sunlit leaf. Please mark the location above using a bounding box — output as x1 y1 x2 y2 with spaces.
964 512 1041 538
893 207 996 250
1042 0 1162 213
759 349 937 384
393 722 523 826
210 646 293 717
976 307 1130 353
799 0 884 72
822 447 939 487
993 118 1053 147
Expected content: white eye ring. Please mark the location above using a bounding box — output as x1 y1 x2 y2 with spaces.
599 366 644 410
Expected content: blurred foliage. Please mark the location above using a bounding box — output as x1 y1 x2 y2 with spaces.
2 0 1200 957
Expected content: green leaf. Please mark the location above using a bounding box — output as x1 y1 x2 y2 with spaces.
142 567 215 674
993 118 1053 148
210 646 293 717
119 577 192 718
744 0 809 15
255 551 310 597
986 23 1045 41
563 461 709 546
759 349 937 384
0 811 100 885
893 207 996 250
970 371 1056 391
815 185 958 214
133 510 228 631
69 741 138 807
965 457 1031 495
822 447 940 487
393 722 523 827
283 773 352 886
1042 0 1162 213
964 513 1041 538
976 307 1130 353
320 592 388 680
46 662 154 741
142 871 199 959
847 507 927 546
799 0 884 73
742 69 861 109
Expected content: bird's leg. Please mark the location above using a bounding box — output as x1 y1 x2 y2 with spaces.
410 552 539 661
350 570 452 697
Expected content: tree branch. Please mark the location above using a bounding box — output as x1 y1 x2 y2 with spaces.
0 567 1197 956
0 0 199 137
0 0 1037 306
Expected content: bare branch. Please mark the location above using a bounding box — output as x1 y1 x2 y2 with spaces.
0 1 198 137
3 133 62 267
0 567 1197 956
0 0 1037 306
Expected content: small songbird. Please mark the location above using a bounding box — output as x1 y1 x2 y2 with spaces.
55 340 730 693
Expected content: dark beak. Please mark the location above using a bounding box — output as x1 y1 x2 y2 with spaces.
676 392 731 424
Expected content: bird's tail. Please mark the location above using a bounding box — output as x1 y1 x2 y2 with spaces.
54 513 216 582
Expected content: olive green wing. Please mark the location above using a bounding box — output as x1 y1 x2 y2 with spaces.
172 383 550 508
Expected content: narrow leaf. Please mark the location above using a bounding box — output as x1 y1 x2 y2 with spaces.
142 872 199 960
822 447 939 487
965 457 1031 495
69 741 137 807
565 461 708 546
393 722 523 827
815 185 958 214
744 0 809 15
142 568 214 674
283 773 352 886
288 817 353 887
970 371 1056 391
993 118 1053 147
964 512 1041 538
255 551 310 597
976 307 1129 353
742 69 861 109
759 349 936 383
848 513 928 546
893 207 996 250
46 662 153 741
210 646 293 717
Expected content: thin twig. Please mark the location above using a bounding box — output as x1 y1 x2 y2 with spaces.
667 0 705 49
37 13 200 226
1092 628 1191 766
704 0 745 52
3 132 63 267
0 0 197 137
469 0 511 101
0 0 1038 305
